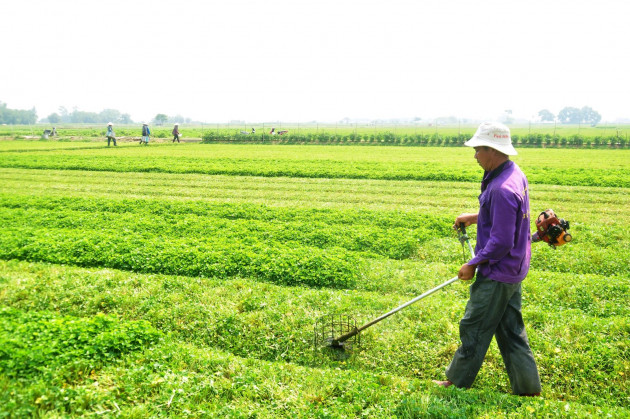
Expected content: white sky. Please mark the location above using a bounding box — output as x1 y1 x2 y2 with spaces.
1 0 628 123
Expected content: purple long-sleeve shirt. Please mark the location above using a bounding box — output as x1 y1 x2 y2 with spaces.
468 160 531 283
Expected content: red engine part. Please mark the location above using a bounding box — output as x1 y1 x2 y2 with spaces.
532 209 572 248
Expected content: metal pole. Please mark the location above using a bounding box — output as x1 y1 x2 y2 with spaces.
329 225 475 347
332 276 460 345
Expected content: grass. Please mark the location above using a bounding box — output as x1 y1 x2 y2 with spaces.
0 140 628 417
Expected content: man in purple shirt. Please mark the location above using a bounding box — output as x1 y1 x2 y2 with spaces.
434 122 542 396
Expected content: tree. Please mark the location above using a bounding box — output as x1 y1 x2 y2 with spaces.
47 113 61 124
558 106 602 125
581 106 601 126
154 114 168 125
120 113 133 124
58 106 70 123
70 110 99 123
558 107 582 124
538 109 554 122
99 109 121 124
168 114 186 124
0 102 37 124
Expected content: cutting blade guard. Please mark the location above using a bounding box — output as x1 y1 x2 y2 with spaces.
314 314 360 350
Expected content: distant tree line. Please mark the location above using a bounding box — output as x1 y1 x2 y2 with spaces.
0 102 38 125
42 108 194 126
44 107 134 125
152 113 193 126
538 106 602 126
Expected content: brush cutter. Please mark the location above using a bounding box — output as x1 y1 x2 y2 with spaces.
315 210 574 351
314 223 474 350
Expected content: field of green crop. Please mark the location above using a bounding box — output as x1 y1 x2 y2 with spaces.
2 123 629 147
0 140 628 417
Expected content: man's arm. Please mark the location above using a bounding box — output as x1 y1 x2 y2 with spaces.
467 189 519 268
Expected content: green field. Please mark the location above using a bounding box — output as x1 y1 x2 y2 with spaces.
1 123 629 146
0 141 628 417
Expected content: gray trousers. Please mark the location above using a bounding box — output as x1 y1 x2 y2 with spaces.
446 274 541 394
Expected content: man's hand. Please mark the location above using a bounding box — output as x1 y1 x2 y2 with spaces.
453 213 478 230
458 263 476 281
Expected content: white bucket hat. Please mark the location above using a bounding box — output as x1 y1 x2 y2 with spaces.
464 122 517 156
107 122 113 126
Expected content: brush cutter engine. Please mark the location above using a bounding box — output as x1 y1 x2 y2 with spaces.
532 209 571 248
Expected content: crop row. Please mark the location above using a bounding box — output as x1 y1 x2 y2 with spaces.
202 131 630 148
1 167 627 222
0 147 628 188
1 192 628 288
0 194 451 232
0 195 455 289
0 226 361 289
0 195 449 259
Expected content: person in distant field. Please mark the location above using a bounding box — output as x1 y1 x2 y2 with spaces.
251 127 256 134
270 127 276 135
172 123 180 143
106 122 117 146
141 123 150 145
433 122 542 397
51 127 57 136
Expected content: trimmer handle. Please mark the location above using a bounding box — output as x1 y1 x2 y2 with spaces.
457 222 475 259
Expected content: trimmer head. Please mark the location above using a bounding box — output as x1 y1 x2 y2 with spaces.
314 314 360 350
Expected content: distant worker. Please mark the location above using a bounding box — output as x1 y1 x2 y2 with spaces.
270 127 276 135
51 127 58 136
106 122 117 146
172 123 180 143
141 123 150 145
251 127 256 134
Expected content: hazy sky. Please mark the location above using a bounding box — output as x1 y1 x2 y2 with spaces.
2 0 628 123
